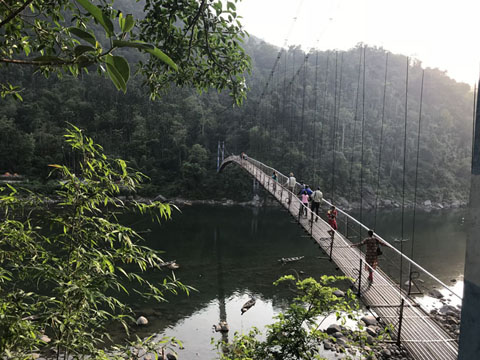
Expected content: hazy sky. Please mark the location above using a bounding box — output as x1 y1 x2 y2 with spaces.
236 0 479 85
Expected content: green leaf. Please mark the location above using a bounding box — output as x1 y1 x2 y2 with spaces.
68 27 97 46
119 13 135 33
105 56 127 93
105 55 130 85
74 45 96 57
145 47 178 71
76 0 114 37
112 40 154 50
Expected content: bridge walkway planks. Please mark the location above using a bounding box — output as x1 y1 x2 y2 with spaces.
222 156 458 360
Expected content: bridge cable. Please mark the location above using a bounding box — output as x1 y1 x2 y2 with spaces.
359 45 367 230
282 49 288 131
330 51 339 200
253 0 304 121
318 51 331 183
331 52 344 202
400 57 410 294
408 69 425 292
373 52 390 228
348 47 364 208
312 50 320 185
300 55 307 137
290 48 296 141
472 82 477 160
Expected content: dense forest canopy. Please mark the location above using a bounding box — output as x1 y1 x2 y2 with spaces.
0 3 474 206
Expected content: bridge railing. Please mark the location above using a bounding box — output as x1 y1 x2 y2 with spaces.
240 155 462 302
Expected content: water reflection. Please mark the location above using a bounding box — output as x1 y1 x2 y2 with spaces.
122 205 466 358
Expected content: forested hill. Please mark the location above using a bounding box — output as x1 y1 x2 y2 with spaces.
0 35 474 206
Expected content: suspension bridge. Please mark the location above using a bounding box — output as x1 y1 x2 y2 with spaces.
219 154 461 360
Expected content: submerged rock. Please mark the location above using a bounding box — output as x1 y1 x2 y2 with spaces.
430 289 444 299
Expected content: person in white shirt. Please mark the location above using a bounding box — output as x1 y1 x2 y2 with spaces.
310 187 323 222
285 172 296 203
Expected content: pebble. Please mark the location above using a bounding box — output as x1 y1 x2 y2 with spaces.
136 316 148 325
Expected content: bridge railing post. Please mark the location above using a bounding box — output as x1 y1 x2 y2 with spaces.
397 298 405 346
329 232 334 261
358 258 363 297
346 217 349 239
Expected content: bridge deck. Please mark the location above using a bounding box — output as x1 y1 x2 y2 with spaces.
222 156 458 360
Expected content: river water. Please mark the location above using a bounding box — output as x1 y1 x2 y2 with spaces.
121 203 467 359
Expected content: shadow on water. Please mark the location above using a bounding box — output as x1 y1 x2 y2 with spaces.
114 204 466 358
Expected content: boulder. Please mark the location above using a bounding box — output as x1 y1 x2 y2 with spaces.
333 289 345 298
424 200 432 207
166 353 178 360
361 315 378 327
381 348 392 357
326 324 342 335
366 325 378 337
336 337 348 347
366 335 374 345
332 332 345 339
136 316 148 325
323 340 334 350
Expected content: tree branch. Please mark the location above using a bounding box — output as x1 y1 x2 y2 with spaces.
0 0 35 28
0 57 76 66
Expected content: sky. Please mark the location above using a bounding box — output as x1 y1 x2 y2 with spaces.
235 0 480 85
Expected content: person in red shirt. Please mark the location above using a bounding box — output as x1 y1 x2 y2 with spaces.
327 205 338 238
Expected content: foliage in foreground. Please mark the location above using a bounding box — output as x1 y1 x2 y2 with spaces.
217 275 363 360
0 0 250 103
0 126 190 358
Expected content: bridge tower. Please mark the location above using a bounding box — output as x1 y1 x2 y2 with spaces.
458 81 480 359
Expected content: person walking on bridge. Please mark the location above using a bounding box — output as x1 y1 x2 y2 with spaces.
351 230 386 283
285 172 296 204
327 205 338 238
310 187 323 222
272 171 278 193
298 185 310 217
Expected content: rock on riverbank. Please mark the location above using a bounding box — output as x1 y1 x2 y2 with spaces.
322 317 413 360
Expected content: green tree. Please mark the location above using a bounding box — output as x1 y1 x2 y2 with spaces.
0 0 250 103
0 126 190 358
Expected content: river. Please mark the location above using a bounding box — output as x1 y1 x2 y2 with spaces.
118 203 467 359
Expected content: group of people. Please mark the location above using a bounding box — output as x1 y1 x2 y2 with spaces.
272 170 383 283
275 171 336 229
